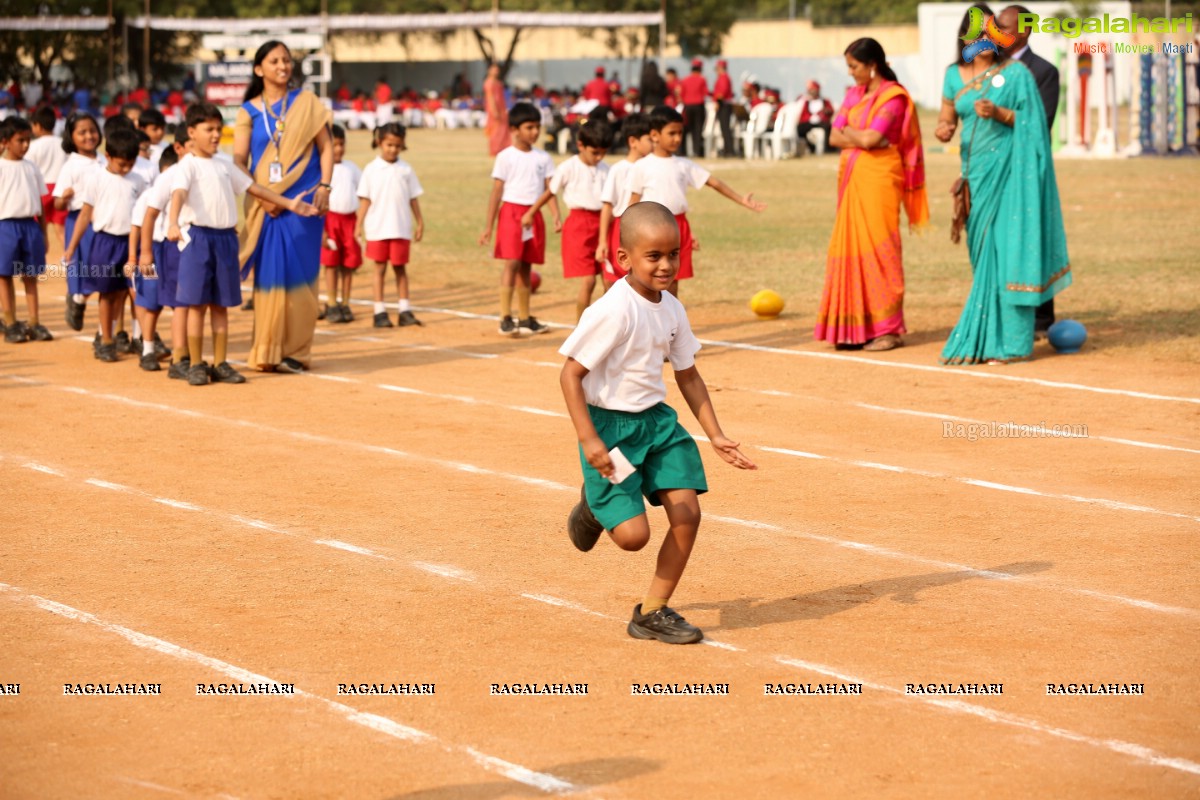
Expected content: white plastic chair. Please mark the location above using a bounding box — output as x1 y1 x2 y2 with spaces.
701 100 723 157
805 126 828 156
768 102 803 160
741 103 776 160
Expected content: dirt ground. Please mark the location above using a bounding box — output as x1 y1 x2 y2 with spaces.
1 267 1197 799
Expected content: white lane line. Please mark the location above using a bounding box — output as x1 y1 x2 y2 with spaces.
412 562 475 582
521 593 614 620
0 584 580 794
315 540 389 559
0 384 1189 618
774 656 1200 778
155 498 203 511
23 461 65 476
115 776 187 795
376 382 566 418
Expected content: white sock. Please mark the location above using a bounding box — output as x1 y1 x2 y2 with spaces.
132 319 142 338
374 302 386 314
397 298 410 313
143 340 154 356
72 293 85 305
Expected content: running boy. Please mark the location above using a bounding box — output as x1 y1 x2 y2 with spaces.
321 124 362 323
522 118 612 321
478 102 558 336
596 113 652 285
167 103 317 386
628 106 766 296
61 128 146 363
356 122 422 328
0 117 52 343
559 201 757 644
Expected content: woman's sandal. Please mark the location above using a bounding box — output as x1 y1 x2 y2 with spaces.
864 334 903 352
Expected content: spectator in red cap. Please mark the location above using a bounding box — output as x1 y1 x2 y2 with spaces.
679 59 708 157
797 80 835 153
711 59 735 157
583 66 611 108
664 68 681 108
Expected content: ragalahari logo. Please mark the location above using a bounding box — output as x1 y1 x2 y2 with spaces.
961 7 1016 62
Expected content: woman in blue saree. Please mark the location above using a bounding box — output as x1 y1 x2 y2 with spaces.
936 4 1070 364
233 40 332 373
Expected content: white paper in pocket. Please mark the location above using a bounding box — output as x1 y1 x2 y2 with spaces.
608 447 636 485
521 225 534 243
176 225 192 252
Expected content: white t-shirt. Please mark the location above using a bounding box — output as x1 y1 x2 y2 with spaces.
492 146 555 206
601 159 640 218
558 277 701 413
148 140 169 167
0 158 48 219
170 153 253 229
133 154 158 185
329 159 362 215
626 153 710 215
132 190 151 241
357 156 423 241
80 168 147 236
143 166 188 241
27 135 67 185
52 152 107 212
550 155 608 212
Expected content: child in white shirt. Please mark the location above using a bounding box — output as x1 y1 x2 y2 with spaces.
320 124 363 323
0 117 51 343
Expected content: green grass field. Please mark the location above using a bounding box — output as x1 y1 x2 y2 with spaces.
341 119 1200 363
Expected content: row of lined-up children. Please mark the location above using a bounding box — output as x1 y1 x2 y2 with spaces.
0 104 314 385
479 102 765 333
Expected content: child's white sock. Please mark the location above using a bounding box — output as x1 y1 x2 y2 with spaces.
132 319 142 338
143 340 154 356
373 302 386 314
72 294 85 304
397 298 410 313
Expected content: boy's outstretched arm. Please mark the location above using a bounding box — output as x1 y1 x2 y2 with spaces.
704 176 766 212
561 357 614 478
478 178 504 246
675 364 757 469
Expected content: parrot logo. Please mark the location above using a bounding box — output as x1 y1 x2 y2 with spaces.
960 7 1016 62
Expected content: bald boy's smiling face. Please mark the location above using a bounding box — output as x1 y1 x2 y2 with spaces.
619 218 680 302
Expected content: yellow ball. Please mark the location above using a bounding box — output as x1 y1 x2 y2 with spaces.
749 289 785 319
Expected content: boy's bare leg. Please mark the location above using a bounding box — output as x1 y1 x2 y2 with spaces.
515 262 531 319
186 305 207 363
576 274 596 320
392 264 408 301
643 488 701 609
609 514 651 553
97 292 117 344
340 268 353 309
171 307 188 362
372 261 388 306
499 259 520 319
324 266 337 311
0 277 16 326
22 277 39 327
141 309 160 352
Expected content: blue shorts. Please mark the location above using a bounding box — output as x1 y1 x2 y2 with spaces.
63 210 95 295
580 403 708 531
176 225 241 308
81 230 129 295
153 240 182 309
0 218 47 278
133 269 161 311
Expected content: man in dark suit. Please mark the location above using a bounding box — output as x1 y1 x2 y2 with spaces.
1000 5 1061 336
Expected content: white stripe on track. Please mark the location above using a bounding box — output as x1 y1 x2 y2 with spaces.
0 584 582 794
774 656 1200 777
412 562 475 582
0 384 1189 618
315 540 388 559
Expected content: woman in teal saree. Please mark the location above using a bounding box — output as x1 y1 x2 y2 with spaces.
935 11 1071 365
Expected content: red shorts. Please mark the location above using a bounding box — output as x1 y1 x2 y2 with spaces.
321 211 363 268
366 238 411 265
561 208 602 278
42 184 68 226
675 213 694 280
603 216 626 280
494 202 545 264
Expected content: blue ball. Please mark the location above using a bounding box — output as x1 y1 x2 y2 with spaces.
1047 319 1087 354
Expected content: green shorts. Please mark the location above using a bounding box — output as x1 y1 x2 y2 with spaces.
580 403 708 530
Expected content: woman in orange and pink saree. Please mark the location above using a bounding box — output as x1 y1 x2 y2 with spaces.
484 64 512 156
815 38 928 351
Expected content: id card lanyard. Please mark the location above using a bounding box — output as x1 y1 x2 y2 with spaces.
262 91 291 184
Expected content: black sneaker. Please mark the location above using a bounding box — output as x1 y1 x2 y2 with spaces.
498 315 518 336
4 321 28 343
627 604 704 645
92 332 102 355
398 309 422 327
518 316 549 335
242 297 254 311
115 331 133 354
96 342 118 363
153 334 171 360
567 486 604 552
65 294 84 331
211 361 246 384
339 304 354 323
318 304 328 321
139 352 161 371
277 357 305 374
188 360 210 385
167 358 191 380
373 311 393 328
128 335 143 356
29 323 53 342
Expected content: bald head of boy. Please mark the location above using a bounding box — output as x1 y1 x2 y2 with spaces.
618 201 681 298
